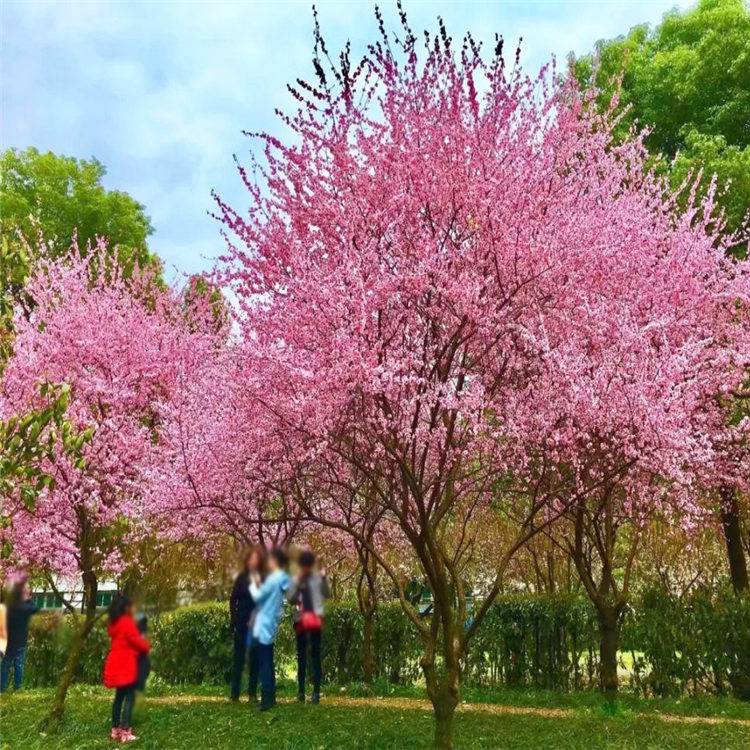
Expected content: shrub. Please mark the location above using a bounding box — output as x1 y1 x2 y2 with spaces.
24 611 109 687
626 587 750 698
464 594 600 690
22 589 750 697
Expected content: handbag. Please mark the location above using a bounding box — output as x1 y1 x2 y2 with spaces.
299 610 322 632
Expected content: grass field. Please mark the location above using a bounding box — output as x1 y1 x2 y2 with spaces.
1 682 749 749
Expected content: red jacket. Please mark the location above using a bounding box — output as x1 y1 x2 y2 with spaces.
103 614 150 689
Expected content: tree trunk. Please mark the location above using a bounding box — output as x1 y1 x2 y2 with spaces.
423 621 461 750
357 548 378 685
42 573 98 727
719 487 750 701
428 680 459 750
597 607 619 700
362 604 375 684
720 485 749 595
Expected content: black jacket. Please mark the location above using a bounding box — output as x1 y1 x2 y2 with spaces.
6 599 38 655
135 614 151 691
229 572 255 630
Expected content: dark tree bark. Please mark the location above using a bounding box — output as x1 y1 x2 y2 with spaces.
720 485 749 595
596 605 620 700
356 552 378 684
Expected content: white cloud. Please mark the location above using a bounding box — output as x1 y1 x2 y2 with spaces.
2 0 695 281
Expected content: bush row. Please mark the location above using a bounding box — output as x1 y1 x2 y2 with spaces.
22 589 750 697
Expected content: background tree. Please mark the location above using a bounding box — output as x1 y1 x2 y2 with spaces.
0 244 194 724
571 0 750 240
0 147 160 325
572 0 750 618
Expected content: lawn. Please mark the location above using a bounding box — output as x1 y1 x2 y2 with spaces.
1 683 749 749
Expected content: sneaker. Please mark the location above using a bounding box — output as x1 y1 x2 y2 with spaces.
311 692 320 705
119 729 138 743
297 693 306 703
110 728 122 742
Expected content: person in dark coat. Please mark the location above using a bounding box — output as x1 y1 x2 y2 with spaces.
103 593 150 743
134 614 151 692
229 546 264 702
0 580 38 692
287 550 330 704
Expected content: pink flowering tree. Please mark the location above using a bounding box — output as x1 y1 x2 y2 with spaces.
147 340 308 553
0 243 195 722
216 10 749 745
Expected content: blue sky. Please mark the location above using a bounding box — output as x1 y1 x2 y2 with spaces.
2 1 692 282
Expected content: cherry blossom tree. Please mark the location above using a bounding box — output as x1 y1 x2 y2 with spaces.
147 341 307 553
0 242 197 722
214 9 749 745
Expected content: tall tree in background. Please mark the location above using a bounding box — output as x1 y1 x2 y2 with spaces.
0 147 160 329
572 0 750 240
572 0 750 604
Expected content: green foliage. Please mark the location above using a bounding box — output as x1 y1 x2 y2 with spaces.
0 147 156 276
149 600 421 687
21 592 750 699
23 613 109 688
465 595 600 690
572 0 750 238
149 602 235 685
0 148 161 348
627 587 750 699
0 383 93 512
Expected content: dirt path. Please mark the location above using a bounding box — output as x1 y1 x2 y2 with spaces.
143 693 750 728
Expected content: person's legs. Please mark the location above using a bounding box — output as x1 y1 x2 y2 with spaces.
310 630 322 700
247 638 259 700
112 687 126 728
0 654 10 693
12 646 26 690
269 642 276 704
258 642 277 710
296 629 308 699
230 625 247 700
120 686 136 730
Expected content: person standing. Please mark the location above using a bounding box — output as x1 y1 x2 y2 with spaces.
249 548 290 711
103 593 150 743
229 547 263 702
0 579 38 692
287 550 329 704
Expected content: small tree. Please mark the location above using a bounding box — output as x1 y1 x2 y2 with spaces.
0 244 193 723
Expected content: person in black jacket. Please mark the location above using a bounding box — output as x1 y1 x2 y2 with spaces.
229 547 264 702
0 579 38 692
135 613 151 692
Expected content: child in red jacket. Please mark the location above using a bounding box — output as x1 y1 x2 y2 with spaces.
103 593 150 743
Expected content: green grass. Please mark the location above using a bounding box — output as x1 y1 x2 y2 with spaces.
1 683 749 749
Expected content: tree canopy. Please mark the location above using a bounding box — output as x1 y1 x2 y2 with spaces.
572 0 750 239
1 147 157 270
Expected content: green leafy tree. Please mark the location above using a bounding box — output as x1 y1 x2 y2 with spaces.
0 148 161 329
1 147 157 271
572 0 750 238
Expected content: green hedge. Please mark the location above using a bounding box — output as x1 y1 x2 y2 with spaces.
464 594 600 690
21 590 750 697
23 611 110 688
626 587 750 698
